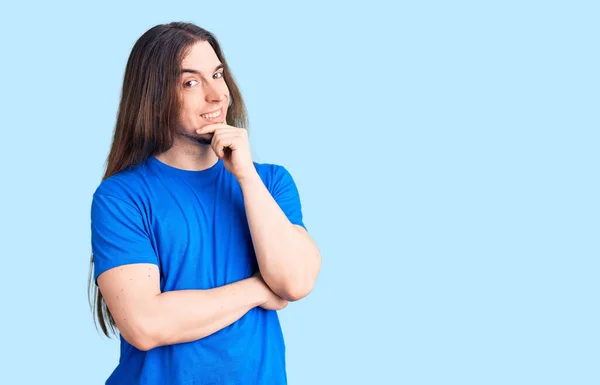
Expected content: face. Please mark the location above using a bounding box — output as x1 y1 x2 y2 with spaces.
175 40 230 145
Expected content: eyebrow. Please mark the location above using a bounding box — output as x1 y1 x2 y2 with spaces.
180 64 224 75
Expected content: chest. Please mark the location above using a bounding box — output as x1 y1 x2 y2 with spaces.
145 178 256 288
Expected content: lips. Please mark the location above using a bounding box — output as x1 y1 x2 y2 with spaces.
200 107 223 121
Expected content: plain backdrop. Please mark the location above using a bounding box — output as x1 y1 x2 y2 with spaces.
0 1 598 384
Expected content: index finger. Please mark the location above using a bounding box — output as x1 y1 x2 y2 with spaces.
196 123 228 135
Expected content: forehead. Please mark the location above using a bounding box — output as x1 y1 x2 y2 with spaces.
180 40 220 70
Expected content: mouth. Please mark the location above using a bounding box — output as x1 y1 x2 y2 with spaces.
200 107 224 122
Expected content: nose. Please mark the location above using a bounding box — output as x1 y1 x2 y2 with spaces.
204 82 226 104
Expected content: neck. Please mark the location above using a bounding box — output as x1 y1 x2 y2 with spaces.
156 139 219 171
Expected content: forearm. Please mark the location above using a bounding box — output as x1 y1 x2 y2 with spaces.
136 277 265 350
238 172 321 301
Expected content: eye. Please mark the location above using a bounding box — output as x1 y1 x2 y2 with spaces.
184 80 198 88
213 72 224 80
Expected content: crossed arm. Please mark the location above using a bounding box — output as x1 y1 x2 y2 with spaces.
238 171 321 301
95 170 320 350
97 266 274 351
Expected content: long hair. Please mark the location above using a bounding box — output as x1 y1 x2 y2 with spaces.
88 22 249 337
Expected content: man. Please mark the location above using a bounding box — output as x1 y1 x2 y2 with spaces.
88 22 321 385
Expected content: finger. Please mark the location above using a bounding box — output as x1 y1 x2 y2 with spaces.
211 139 225 159
210 129 241 142
212 131 241 143
196 123 229 135
212 135 238 159
199 125 246 137
212 132 241 149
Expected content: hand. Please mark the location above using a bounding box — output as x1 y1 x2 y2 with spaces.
196 123 256 180
253 271 288 311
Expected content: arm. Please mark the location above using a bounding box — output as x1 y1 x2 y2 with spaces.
91 193 286 351
192 125 321 301
97 264 278 351
238 171 321 302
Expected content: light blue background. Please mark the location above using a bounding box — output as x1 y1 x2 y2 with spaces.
0 1 598 384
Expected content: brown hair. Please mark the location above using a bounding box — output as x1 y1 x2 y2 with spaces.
88 22 248 337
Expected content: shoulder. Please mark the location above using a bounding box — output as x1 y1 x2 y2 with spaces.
253 161 296 189
253 161 285 177
252 161 302 199
92 162 150 209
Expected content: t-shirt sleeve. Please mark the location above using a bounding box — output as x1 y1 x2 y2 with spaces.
90 193 159 284
271 166 307 230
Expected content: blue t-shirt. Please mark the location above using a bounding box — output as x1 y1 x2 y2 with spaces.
90 156 305 385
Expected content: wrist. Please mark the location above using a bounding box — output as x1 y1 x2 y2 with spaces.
246 276 268 306
236 169 261 188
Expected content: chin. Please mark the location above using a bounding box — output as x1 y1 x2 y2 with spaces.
196 137 213 145
180 132 213 146
195 133 214 145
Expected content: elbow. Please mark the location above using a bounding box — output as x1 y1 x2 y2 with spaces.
119 318 160 352
129 335 156 352
266 248 321 302
280 262 321 302
279 280 315 302
284 289 311 302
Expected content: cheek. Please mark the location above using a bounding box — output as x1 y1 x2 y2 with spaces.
217 82 230 99
181 101 201 119
177 105 201 128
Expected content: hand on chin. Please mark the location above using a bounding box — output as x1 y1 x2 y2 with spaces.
197 132 214 144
